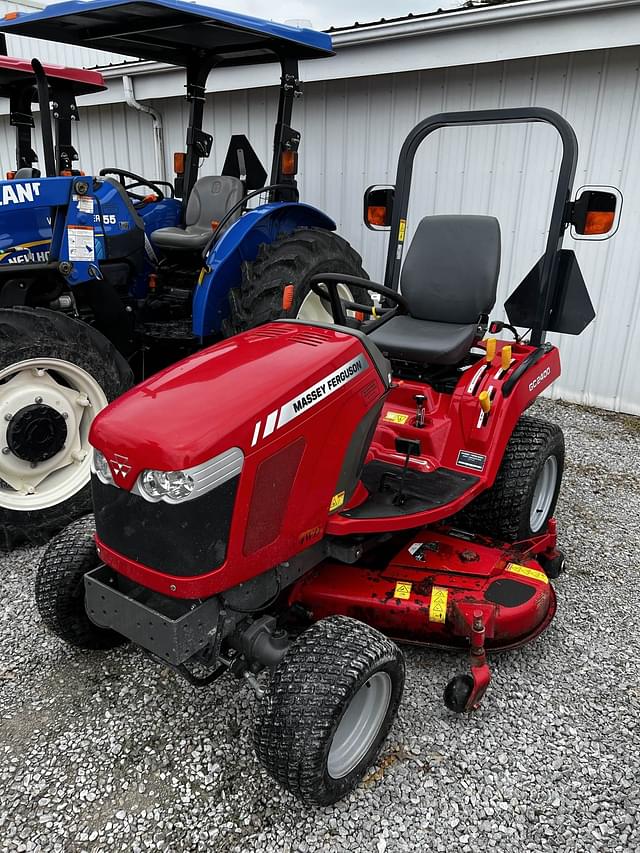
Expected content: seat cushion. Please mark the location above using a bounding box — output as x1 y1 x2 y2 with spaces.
151 225 211 251
368 314 478 365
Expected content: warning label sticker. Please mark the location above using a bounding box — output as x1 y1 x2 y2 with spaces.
384 411 409 424
506 563 549 584
429 587 448 623
67 226 95 261
394 581 412 600
77 196 94 214
329 491 345 512
398 219 407 242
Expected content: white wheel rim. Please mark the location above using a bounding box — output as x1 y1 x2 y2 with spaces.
327 671 392 779
529 455 558 533
296 284 355 324
0 358 108 511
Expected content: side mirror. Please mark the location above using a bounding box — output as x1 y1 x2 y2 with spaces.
364 185 395 230
570 186 622 241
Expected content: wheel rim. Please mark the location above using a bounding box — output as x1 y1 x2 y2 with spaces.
529 455 558 533
296 284 355 324
327 671 392 779
0 358 108 511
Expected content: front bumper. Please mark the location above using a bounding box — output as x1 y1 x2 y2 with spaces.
84 564 220 666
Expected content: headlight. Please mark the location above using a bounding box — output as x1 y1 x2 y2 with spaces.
92 449 113 485
134 447 244 505
140 469 194 502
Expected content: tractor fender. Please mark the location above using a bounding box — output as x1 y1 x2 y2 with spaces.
192 202 336 337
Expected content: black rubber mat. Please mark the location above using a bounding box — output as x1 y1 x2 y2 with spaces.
343 460 478 519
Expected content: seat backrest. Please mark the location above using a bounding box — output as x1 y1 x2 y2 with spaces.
14 167 41 179
185 175 244 231
400 215 501 324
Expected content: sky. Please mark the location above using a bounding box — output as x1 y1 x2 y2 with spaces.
199 0 463 30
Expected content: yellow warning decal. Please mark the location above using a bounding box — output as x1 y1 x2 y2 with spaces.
398 219 407 242
506 563 549 585
329 491 345 512
384 411 409 424
429 586 449 623
394 581 412 600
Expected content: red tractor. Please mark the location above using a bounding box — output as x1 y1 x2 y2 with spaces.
36 108 621 805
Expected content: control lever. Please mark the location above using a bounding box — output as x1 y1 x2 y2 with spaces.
414 394 426 428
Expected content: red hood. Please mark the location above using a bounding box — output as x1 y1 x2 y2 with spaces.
90 322 377 488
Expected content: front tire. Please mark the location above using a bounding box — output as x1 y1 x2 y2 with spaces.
224 228 371 335
0 307 132 550
35 514 125 649
459 415 565 541
253 615 404 806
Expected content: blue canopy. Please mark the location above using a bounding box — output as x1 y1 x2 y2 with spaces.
0 0 334 67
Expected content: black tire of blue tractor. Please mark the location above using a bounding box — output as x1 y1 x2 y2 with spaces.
457 415 565 542
253 615 405 806
35 514 125 649
0 307 132 551
222 227 372 336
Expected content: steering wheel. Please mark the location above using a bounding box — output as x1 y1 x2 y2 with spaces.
99 168 170 207
309 273 409 328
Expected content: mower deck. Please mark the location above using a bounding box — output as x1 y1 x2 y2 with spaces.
291 524 558 653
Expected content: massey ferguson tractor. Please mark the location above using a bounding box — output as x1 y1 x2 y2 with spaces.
0 0 369 549
35 108 620 805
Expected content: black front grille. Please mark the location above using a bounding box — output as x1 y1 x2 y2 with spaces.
92 474 239 576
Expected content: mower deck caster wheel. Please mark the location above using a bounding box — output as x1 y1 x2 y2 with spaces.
443 674 475 713
538 551 566 579
253 615 404 806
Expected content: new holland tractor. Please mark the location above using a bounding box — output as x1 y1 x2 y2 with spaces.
35 107 620 804
0 0 369 549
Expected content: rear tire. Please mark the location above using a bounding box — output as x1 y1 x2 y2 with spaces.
0 307 132 551
223 228 371 335
458 415 564 541
35 514 125 649
253 615 404 806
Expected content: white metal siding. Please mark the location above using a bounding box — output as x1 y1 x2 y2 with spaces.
1 45 638 413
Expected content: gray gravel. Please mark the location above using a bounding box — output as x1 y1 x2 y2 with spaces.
1 398 639 853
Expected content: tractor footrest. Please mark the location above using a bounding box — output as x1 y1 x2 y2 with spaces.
345 462 478 519
84 565 219 666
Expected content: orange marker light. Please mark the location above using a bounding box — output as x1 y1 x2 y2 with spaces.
584 210 615 235
210 219 220 230
4 11 19 20
501 345 512 371
173 152 186 175
367 205 388 227
281 150 298 176
485 338 497 363
479 390 491 415
5 171 15 180
282 284 294 310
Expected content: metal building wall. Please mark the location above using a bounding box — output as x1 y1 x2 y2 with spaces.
0 45 638 413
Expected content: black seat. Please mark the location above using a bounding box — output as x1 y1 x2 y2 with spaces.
368 215 501 365
151 175 244 252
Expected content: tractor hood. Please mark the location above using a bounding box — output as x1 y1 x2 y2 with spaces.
89 321 390 489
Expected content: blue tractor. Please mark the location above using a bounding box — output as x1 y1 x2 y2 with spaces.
0 0 369 549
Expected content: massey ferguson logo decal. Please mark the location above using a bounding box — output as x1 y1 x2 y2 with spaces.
110 453 132 478
251 354 369 447
0 182 41 206
529 367 551 392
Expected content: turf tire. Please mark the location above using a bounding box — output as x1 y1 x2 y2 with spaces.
223 227 371 335
0 307 132 550
35 514 125 649
458 415 565 541
253 615 404 806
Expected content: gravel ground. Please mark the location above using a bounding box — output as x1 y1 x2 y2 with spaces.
1 398 639 853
